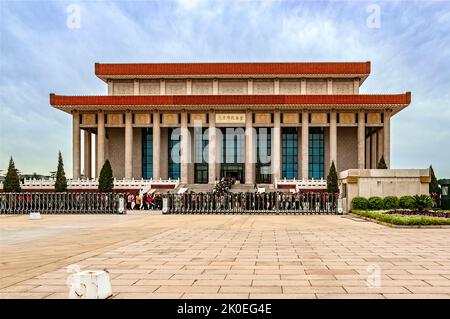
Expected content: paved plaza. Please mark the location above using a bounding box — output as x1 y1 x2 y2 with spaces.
1 213 450 299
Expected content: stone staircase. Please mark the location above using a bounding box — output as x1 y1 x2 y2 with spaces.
230 183 256 193
178 184 215 193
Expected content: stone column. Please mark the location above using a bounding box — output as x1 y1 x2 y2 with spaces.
272 111 281 183
125 111 133 179
213 79 218 95
247 80 253 95
274 79 280 95
180 112 189 184
371 131 377 169
384 110 391 168
133 80 139 95
84 130 92 179
245 111 255 184
160 80 165 95
153 111 161 179
329 111 337 169
186 79 192 95
208 111 216 184
301 111 309 179
107 80 113 95
301 79 307 94
72 111 81 179
354 78 360 94
95 133 98 177
357 111 366 169
327 79 333 94
377 127 384 164
97 111 105 176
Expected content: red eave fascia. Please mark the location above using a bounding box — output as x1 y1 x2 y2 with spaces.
94 62 371 77
50 92 411 106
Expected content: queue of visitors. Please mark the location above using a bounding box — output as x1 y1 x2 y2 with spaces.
125 192 163 210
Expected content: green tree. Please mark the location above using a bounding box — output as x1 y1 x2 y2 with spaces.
326 161 339 193
377 155 388 169
4 157 21 192
54 151 67 192
429 165 440 194
98 160 114 192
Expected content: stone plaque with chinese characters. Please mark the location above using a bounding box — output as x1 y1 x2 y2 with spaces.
190 113 207 124
135 114 151 125
215 113 246 124
162 113 179 125
254 113 272 125
82 114 96 125
311 113 328 124
107 113 123 125
282 113 299 124
367 113 381 124
339 113 356 124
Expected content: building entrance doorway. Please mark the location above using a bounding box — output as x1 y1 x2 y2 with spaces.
219 127 245 184
220 164 245 183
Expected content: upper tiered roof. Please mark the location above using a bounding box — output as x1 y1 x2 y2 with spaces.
95 62 371 82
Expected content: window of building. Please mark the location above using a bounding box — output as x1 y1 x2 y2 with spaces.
168 128 180 179
282 127 298 179
309 127 324 179
256 127 272 183
220 128 245 183
141 128 153 179
194 127 208 183
221 128 245 164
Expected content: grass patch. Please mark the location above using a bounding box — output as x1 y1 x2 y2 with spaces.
351 210 450 226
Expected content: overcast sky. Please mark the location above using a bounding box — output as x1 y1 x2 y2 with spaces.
0 0 449 178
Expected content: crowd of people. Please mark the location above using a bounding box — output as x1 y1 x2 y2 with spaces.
212 176 236 194
165 191 338 214
125 191 163 210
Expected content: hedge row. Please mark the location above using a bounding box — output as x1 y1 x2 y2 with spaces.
352 210 450 226
351 195 433 211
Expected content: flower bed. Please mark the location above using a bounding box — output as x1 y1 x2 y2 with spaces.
351 210 450 226
385 210 450 218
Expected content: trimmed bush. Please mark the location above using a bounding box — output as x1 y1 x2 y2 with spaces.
383 196 399 209
326 161 339 193
368 196 384 210
98 160 114 193
399 195 415 209
352 197 368 210
54 151 67 192
4 157 21 192
413 194 433 211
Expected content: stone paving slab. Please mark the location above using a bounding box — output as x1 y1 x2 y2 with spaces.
1 214 450 299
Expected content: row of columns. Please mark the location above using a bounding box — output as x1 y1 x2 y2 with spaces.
72 110 391 181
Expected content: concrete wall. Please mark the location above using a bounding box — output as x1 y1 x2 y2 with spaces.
110 78 359 96
132 128 142 179
337 127 358 173
107 128 125 178
339 169 431 213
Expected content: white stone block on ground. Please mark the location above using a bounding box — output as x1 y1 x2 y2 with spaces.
69 270 112 299
29 212 41 220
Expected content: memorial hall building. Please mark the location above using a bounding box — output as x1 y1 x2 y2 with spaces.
49 62 411 187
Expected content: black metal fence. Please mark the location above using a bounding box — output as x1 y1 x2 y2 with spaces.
165 192 339 214
0 192 125 214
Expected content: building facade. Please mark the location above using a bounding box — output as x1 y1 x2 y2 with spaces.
50 62 411 185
